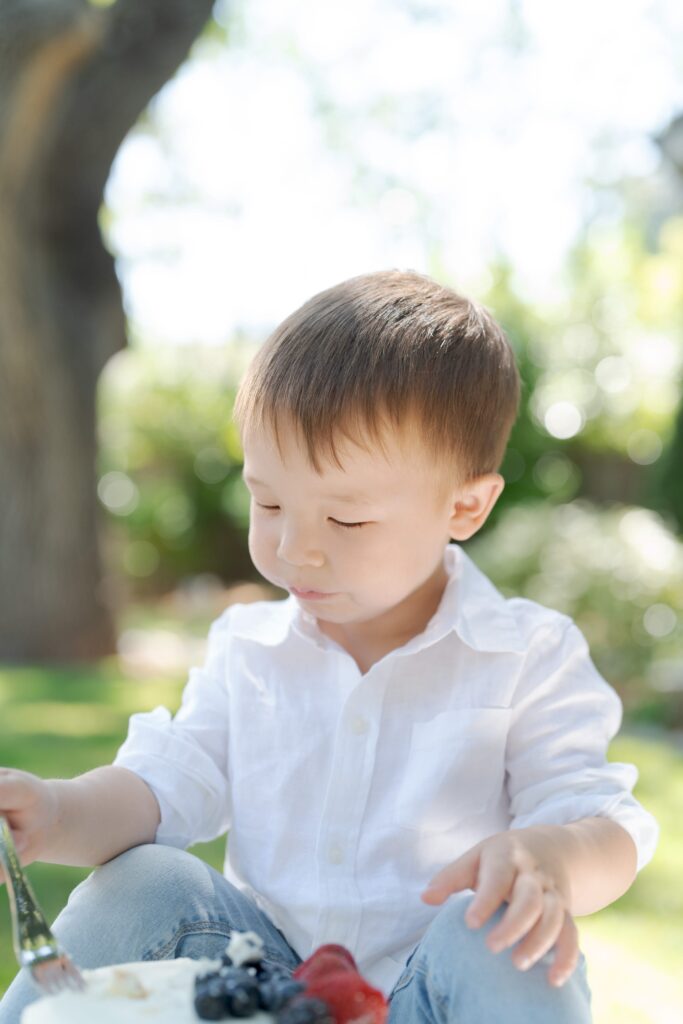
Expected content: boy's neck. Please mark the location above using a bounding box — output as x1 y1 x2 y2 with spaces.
316 560 449 674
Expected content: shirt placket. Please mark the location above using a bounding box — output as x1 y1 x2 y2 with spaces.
312 656 385 951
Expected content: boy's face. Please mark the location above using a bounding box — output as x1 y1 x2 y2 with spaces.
241 417 503 639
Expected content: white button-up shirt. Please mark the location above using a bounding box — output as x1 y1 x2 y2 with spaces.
114 544 659 995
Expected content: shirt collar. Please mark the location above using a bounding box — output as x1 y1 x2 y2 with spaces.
436 544 526 654
230 543 525 655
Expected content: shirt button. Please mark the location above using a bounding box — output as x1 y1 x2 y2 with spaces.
351 716 369 735
328 844 344 864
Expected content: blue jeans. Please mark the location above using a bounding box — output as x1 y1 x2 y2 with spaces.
0 845 592 1023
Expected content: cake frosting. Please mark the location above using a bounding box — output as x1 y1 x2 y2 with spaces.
21 931 389 1024
22 958 262 1024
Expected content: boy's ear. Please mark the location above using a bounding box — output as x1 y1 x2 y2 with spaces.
447 473 505 542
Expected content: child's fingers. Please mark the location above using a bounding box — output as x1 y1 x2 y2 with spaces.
509 891 566 971
421 845 480 903
0 768 39 812
464 852 517 927
485 871 546 952
0 827 31 887
547 913 581 987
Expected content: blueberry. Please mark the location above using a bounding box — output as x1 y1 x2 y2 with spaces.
251 960 275 978
194 973 227 1020
257 975 305 1011
276 997 335 1024
257 963 291 982
219 966 260 1018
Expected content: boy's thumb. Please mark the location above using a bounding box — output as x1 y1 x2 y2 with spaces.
421 847 480 903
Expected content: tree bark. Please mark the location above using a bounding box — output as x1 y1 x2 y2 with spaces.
0 0 215 662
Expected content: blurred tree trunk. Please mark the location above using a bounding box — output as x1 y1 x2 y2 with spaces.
0 0 215 662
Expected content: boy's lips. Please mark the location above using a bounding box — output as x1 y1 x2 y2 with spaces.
290 586 337 600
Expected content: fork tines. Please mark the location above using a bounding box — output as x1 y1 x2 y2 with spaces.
0 814 85 996
31 953 85 994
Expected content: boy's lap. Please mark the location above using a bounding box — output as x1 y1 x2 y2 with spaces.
59 844 300 971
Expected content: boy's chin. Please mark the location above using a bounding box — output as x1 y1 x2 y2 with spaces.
315 603 393 627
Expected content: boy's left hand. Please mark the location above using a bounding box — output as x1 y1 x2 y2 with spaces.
420 830 578 988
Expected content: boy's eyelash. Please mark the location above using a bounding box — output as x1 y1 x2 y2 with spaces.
255 503 368 529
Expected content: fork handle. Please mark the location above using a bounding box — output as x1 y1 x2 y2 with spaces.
0 816 57 967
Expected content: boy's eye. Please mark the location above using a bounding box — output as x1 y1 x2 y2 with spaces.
330 518 368 529
254 502 368 529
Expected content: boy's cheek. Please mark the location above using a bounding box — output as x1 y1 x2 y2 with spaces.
247 527 272 577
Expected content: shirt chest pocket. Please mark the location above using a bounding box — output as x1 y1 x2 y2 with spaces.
392 707 512 833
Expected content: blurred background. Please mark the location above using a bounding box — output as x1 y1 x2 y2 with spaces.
0 1 682 1020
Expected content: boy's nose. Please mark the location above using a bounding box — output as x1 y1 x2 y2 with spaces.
276 528 325 568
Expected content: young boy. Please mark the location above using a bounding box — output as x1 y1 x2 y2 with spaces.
0 271 658 1024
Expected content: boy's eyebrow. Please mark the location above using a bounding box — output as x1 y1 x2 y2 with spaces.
242 472 376 505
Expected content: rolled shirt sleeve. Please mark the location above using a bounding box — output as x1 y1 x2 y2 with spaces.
113 611 233 849
507 618 659 872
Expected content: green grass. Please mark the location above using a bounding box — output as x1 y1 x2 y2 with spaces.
0 665 681 1022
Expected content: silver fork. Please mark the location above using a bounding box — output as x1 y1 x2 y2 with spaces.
0 814 84 994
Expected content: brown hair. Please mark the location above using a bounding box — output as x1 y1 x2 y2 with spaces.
233 270 521 484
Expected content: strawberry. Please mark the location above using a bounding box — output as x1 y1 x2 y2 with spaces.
294 946 358 983
293 946 388 1024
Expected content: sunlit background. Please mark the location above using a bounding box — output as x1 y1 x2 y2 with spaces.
105 0 683 341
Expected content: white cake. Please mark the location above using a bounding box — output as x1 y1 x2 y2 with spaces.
22 958 275 1024
21 932 390 1024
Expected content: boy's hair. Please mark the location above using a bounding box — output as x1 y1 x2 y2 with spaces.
233 270 521 484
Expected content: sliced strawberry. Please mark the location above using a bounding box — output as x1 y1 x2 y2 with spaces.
293 947 388 1024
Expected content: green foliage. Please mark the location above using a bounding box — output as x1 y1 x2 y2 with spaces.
649 396 683 533
481 262 580 527
560 217 683 458
481 216 683 528
97 344 255 596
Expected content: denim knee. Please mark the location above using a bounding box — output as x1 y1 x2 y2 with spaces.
410 893 504 981
411 890 571 981
72 844 214 912
389 891 592 1024
60 844 225 956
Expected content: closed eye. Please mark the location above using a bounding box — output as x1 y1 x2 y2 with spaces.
255 503 369 529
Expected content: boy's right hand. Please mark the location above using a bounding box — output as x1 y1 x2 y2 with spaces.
0 767 60 882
